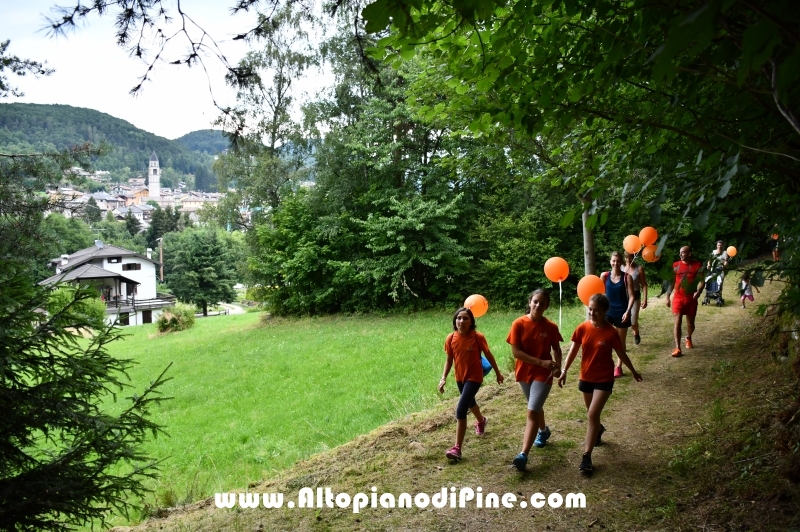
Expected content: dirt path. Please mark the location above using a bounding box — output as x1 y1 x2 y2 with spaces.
219 302 245 315
114 270 794 532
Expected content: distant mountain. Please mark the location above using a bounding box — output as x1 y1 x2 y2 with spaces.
0 103 215 179
176 129 229 155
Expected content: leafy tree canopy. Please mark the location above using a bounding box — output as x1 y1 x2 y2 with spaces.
361 0 800 307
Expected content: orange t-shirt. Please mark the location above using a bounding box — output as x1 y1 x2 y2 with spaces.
506 316 563 384
570 321 622 383
444 331 489 383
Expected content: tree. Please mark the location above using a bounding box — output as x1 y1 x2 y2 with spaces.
83 195 102 224
163 228 238 316
0 146 169 530
364 0 800 302
210 5 316 229
40 212 94 259
93 216 148 254
193 164 217 192
123 209 140 236
0 40 52 98
357 194 471 302
145 205 181 249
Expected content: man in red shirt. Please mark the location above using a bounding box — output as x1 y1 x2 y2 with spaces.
666 246 705 357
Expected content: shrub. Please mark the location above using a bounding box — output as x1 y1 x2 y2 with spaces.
48 285 107 331
156 303 196 333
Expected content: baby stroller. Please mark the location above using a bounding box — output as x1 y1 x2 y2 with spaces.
702 268 725 306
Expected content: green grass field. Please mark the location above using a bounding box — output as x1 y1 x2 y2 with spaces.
105 303 586 519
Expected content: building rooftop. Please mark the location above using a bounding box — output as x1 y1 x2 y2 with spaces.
51 242 159 271
39 263 140 286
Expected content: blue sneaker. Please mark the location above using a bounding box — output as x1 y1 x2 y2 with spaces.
513 452 528 471
533 426 551 448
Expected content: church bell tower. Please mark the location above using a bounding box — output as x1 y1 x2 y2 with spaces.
148 151 160 200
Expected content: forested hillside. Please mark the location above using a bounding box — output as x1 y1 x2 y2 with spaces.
0 103 218 186
175 129 228 155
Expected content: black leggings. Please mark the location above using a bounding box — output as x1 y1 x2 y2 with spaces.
456 380 482 420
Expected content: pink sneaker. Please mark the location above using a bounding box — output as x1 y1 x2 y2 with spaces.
614 366 624 378
475 416 488 435
445 445 462 460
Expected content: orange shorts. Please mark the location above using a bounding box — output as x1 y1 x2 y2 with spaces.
672 296 697 317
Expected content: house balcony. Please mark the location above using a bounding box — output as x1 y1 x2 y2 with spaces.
105 294 176 314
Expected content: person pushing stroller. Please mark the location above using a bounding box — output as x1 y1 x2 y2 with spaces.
703 240 728 306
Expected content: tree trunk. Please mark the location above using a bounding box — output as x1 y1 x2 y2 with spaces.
202 301 208 317
581 194 596 276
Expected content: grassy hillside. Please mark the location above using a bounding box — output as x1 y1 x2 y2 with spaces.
0 103 213 177
101 303 586 526
111 272 800 532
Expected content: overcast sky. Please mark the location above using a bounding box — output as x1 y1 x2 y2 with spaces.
1 0 330 139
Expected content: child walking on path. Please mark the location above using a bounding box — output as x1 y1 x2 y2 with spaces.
740 274 760 309
439 307 504 460
600 251 636 377
507 289 563 471
558 294 642 474
622 251 648 345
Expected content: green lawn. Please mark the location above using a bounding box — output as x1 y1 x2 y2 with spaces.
105 303 586 516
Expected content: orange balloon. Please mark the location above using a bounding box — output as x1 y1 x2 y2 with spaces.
726 246 737 258
544 257 570 283
642 245 660 263
639 226 658 247
464 294 489 318
577 275 606 306
623 235 642 254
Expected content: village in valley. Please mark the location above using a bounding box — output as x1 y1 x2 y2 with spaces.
35 150 235 327
50 151 222 229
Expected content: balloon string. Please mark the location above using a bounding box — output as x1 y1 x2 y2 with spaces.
558 280 562 331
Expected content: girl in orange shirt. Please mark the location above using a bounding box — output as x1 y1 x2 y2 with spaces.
558 294 642 474
439 307 504 460
507 289 563 471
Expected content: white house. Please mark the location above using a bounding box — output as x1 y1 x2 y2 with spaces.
41 241 175 326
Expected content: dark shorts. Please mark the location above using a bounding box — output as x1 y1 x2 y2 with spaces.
633 289 641 300
606 314 632 328
578 380 614 393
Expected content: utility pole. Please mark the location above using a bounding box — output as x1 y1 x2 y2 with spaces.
156 238 164 281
